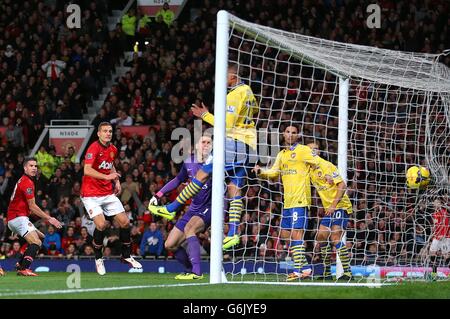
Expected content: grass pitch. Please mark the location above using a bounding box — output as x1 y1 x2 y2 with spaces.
0 272 449 299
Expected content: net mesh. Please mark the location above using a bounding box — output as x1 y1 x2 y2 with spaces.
222 13 450 282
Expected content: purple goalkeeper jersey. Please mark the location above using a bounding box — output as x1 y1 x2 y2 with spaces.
160 154 212 213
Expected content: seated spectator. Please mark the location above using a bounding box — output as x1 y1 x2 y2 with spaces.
110 110 133 126
43 225 62 254
62 226 78 253
82 244 95 257
65 243 79 259
140 222 164 257
8 241 23 259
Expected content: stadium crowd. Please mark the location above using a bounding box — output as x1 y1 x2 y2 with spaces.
0 0 448 267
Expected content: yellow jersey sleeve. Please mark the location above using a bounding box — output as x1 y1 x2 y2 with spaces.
259 151 283 179
200 84 258 149
297 144 321 166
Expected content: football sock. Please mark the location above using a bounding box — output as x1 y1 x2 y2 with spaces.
166 178 204 212
93 228 105 259
120 227 132 259
291 240 307 272
20 243 40 270
336 242 351 274
320 243 331 277
186 236 201 275
174 247 192 273
227 196 243 237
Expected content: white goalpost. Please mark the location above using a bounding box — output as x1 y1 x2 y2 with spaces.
210 11 450 284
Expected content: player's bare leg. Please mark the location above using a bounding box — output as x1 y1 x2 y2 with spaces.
176 216 206 280
17 231 42 276
0 266 4 276
331 225 352 281
316 226 332 280
114 212 142 269
223 182 242 250
92 214 108 275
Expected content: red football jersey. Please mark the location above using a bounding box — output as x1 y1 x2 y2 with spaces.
432 208 450 240
7 174 35 221
81 141 118 197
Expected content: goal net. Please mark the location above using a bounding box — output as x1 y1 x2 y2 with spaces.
211 12 450 283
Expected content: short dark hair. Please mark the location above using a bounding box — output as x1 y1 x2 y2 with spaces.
98 122 112 132
23 157 37 167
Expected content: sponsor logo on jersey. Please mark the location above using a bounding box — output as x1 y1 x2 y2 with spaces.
26 187 33 195
86 153 93 160
227 105 235 113
98 161 113 169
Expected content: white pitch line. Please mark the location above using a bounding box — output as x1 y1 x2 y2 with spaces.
0 282 211 297
227 281 391 287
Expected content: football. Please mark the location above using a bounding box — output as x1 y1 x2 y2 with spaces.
406 166 430 189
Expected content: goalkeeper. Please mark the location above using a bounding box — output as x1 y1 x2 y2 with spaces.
307 143 353 281
149 63 258 250
253 126 322 281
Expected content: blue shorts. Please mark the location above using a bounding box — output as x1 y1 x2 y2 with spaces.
320 209 349 229
201 138 253 188
281 207 308 230
175 206 211 233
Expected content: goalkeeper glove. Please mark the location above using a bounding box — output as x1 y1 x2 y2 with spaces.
149 191 163 206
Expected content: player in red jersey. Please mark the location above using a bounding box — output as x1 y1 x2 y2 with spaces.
428 198 450 280
81 122 142 275
7 157 62 276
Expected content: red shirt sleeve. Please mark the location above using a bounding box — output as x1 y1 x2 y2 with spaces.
84 143 98 165
22 178 35 200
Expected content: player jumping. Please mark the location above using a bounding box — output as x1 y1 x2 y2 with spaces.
149 63 259 250
7 157 63 276
150 136 213 280
81 122 142 275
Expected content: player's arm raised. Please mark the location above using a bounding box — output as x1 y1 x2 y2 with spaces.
84 163 120 180
27 197 62 229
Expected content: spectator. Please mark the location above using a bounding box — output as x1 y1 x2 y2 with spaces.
120 174 140 204
41 54 66 81
110 110 133 126
43 225 62 254
61 226 78 253
155 2 175 27
121 8 137 45
140 222 164 257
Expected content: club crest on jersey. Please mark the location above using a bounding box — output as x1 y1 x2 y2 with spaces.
291 152 296 158
110 151 115 159
98 161 113 169
26 187 33 195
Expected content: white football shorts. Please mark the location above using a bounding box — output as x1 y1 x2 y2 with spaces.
8 216 37 238
430 238 450 254
81 194 125 219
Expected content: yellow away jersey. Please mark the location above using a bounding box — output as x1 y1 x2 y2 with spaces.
202 83 258 149
310 157 353 213
259 143 321 209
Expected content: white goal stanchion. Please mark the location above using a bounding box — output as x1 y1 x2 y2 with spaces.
210 11 450 284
